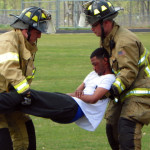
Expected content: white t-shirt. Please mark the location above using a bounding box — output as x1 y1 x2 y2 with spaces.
72 71 115 131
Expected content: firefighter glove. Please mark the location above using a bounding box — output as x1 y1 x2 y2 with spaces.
110 84 120 98
20 89 32 105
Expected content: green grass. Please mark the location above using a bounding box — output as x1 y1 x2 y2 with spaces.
30 33 150 150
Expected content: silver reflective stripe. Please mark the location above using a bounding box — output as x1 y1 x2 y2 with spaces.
0 52 19 63
138 48 149 66
16 82 28 91
127 90 150 95
115 80 125 91
26 69 36 80
14 79 29 94
145 66 150 77
112 69 120 76
121 88 150 102
113 78 126 94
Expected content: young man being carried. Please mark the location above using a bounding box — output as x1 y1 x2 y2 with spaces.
0 47 115 131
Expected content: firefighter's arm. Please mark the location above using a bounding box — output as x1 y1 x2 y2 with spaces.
0 42 30 95
111 44 140 97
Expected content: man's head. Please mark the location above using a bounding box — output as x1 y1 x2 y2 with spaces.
79 0 120 40
83 0 118 26
10 6 56 44
90 47 111 75
21 28 41 44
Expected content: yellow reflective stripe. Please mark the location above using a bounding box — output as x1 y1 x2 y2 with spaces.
138 48 149 66
25 12 31 18
113 78 126 94
107 2 112 7
32 69 36 74
42 13 46 18
14 79 29 94
145 66 150 77
121 88 150 102
88 5 92 10
26 68 36 80
94 9 100 15
26 75 34 80
32 15 38 22
26 69 36 80
101 5 107 11
0 52 19 63
137 48 150 78
112 69 120 75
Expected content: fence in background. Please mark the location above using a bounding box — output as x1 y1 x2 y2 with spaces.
0 0 150 29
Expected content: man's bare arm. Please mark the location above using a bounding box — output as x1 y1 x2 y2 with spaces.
77 87 108 104
67 83 85 97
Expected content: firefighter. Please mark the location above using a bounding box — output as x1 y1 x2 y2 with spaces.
79 0 150 150
0 7 55 150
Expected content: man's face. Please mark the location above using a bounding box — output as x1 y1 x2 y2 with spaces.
91 56 106 75
22 28 41 44
29 29 41 44
91 22 101 37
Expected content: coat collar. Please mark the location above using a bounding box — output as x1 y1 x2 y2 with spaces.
15 29 37 60
102 22 119 55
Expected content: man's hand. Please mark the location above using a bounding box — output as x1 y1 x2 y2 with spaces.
75 90 84 98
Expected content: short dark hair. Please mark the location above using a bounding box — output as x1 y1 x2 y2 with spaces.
90 47 110 59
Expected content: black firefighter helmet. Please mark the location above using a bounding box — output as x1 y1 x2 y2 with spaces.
79 0 120 27
10 6 55 34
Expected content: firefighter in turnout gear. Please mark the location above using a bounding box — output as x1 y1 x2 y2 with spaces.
0 7 55 150
79 0 150 149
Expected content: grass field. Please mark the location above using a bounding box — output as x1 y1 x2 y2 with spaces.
30 32 150 150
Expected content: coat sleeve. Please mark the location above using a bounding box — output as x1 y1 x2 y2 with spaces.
112 38 140 95
0 41 29 93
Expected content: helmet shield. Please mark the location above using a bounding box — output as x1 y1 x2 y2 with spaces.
78 13 89 27
33 19 56 34
78 13 100 27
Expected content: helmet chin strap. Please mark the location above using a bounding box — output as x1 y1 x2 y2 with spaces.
100 21 105 45
27 26 32 41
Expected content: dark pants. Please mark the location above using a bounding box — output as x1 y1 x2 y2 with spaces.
0 90 80 123
105 99 143 150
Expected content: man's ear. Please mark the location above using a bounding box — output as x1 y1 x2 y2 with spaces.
21 29 28 39
103 57 108 62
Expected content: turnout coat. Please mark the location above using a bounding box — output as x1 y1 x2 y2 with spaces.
104 22 150 125
0 29 38 149
0 29 37 93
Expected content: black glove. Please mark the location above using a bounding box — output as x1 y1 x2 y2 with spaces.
110 85 119 97
20 89 32 105
109 85 120 102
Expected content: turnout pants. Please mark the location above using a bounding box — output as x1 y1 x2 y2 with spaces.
0 112 36 150
105 96 150 150
19 90 80 123
0 89 80 123
0 89 81 150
